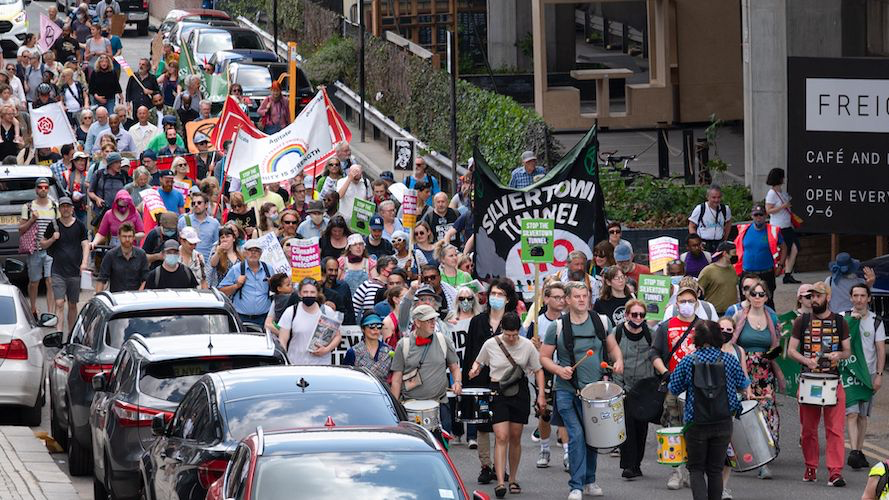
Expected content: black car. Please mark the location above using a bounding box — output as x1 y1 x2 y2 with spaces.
139 365 407 500
89 333 287 500
208 424 491 500
43 289 244 476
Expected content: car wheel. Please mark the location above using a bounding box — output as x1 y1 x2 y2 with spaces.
66 405 92 476
138 22 148 36
21 387 42 427
50 393 68 450
93 474 108 500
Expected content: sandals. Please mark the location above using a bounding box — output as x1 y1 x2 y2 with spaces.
494 484 507 498
509 482 522 494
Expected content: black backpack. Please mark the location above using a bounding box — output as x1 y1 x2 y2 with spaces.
559 312 608 391
691 351 730 424
696 202 727 230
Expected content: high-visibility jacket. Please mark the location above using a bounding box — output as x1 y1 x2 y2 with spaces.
733 223 783 276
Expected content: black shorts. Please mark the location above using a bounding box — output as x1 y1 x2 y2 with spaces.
491 381 531 425
781 226 800 250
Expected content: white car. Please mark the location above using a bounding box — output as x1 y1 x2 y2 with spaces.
0 283 58 426
0 0 28 59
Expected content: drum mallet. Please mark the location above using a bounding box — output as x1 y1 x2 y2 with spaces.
600 361 614 372
571 350 595 370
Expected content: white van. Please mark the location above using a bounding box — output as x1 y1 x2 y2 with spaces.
0 0 27 58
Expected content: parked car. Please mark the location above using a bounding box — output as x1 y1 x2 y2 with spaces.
208 49 279 75
228 62 314 120
90 333 287 500
0 0 28 59
139 365 407 500
0 166 62 285
167 20 238 54
44 289 244 476
185 26 266 69
0 283 57 425
157 8 231 39
207 424 490 500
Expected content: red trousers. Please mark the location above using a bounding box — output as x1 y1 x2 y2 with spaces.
799 383 846 474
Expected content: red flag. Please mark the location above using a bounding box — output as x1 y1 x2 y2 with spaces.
211 96 265 152
156 154 198 181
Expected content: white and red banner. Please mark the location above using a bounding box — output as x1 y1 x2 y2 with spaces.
226 89 351 183
210 96 265 152
38 15 63 53
29 102 76 149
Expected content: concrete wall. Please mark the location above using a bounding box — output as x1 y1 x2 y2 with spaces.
150 0 201 20
786 0 841 57
488 0 518 69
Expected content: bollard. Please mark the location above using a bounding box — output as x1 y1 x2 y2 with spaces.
657 122 669 179
682 129 694 185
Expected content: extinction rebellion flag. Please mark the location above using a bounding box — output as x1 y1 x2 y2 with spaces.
472 126 607 284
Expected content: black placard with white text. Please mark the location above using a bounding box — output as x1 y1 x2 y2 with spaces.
787 57 889 235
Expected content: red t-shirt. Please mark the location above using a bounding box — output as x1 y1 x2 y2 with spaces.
666 316 695 372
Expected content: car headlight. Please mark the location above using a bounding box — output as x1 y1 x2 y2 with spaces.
14 12 25 24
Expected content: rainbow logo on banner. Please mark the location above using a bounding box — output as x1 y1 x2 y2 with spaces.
266 142 308 174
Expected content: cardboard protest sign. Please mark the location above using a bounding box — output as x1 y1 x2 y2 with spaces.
521 219 555 264
637 274 672 321
648 236 679 273
255 233 291 274
349 198 376 235
291 237 322 282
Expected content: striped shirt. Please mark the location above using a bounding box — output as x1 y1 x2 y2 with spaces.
352 278 386 322
668 346 750 423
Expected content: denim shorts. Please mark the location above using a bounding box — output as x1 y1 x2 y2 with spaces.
27 251 52 282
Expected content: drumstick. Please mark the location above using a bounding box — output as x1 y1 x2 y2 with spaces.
600 361 613 371
571 350 595 370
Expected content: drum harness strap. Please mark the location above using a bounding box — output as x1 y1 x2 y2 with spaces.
555 313 608 396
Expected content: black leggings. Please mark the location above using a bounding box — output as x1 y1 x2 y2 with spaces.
685 419 733 500
619 412 649 470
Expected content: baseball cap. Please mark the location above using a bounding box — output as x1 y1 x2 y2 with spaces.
797 283 814 298
244 239 263 251
811 281 831 295
179 226 201 244
105 152 122 165
379 171 394 182
751 203 766 216
521 150 537 163
415 284 438 298
162 240 180 252
613 242 632 262
711 241 736 260
193 132 210 144
58 196 73 206
411 304 439 321
306 200 324 213
140 149 157 161
72 151 89 161
35 177 50 187
369 215 383 230
159 169 174 177
162 116 177 126
676 283 699 298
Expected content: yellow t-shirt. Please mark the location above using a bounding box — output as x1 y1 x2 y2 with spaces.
871 462 889 500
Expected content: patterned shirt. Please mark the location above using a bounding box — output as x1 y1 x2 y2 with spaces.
508 165 546 189
668 346 750 423
50 160 68 188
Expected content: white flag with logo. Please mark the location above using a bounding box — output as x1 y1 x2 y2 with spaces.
226 88 350 183
30 102 76 149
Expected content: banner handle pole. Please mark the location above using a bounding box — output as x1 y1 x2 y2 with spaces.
533 265 541 340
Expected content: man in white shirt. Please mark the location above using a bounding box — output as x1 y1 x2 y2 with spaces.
128 105 157 156
688 184 732 253
336 164 370 224
843 283 886 470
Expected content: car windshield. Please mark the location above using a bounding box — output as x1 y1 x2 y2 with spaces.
234 67 272 92
105 312 238 349
252 452 465 500
0 0 20 4
198 32 233 54
0 178 60 206
232 33 263 50
0 296 15 325
225 394 398 441
140 356 284 402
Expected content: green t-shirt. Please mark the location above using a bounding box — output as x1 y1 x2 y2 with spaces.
697 262 739 314
544 314 609 393
146 132 185 153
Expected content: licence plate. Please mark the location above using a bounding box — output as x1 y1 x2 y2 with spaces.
0 215 19 225
127 12 148 21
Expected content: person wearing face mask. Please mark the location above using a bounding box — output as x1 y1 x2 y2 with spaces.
141 240 198 290
343 313 394 383
92 189 144 249
649 283 701 492
142 211 180 270
339 233 374 295
697 242 740 316
256 202 280 237
662 277 720 322
277 278 341 365
733 203 787 308
352 256 397 321
297 200 329 239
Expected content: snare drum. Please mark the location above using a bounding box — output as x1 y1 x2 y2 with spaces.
656 427 687 465
456 388 493 424
798 372 839 406
404 399 441 431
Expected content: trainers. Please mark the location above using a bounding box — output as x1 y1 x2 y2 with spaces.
567 489 583 500
803 467 817 482
783 274 801 284
758 465 773 479
537 449 551 468
828 474 846 487
621 468 642 480
468 439 478 450
680 466 690 487
667 468 682 490
477 466 494 484
721 487 733 500
531 428 541 442
583 483 604 497
609 447 620 457
563 451 570 472
848 450 869 470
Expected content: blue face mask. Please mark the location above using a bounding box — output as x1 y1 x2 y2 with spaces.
670 276 682 287
163 228 176 237
489 296 506 310
163 254 179 267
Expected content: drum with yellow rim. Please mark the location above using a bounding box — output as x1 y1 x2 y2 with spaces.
656 427 687 465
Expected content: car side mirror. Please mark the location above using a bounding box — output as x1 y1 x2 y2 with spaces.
473 491 490 500
243 323 264 333
92 373 107 392
42 331 64 348
2 259 24 274
148 24 159 33
151 413 168 437
39 313 58 328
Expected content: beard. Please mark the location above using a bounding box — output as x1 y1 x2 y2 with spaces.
812 302 828 314
568 270 586 282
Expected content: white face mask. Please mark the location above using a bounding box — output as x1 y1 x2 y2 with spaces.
678 302 696 318
163 254 178 267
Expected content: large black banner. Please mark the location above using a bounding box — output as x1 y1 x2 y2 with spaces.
473 127 607 285
788 57 889 235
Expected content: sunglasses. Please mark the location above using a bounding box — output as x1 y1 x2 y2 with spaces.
742 286 752 292
594 252 607 258
421 275 437 282
192 200 205 205
608 229 621 234
627 312 645 319
749 291 768 298
364 324 383 330
800 294 812 299
457 297 473 302
282 220 297 225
